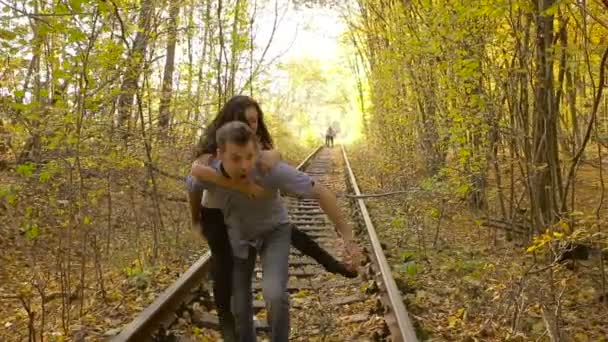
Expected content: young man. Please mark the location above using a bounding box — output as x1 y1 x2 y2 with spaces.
186 121 361 341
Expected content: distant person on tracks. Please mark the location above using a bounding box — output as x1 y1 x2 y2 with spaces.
325 126 335 147
187 95 360 341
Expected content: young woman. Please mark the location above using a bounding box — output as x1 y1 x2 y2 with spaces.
188 95 357 341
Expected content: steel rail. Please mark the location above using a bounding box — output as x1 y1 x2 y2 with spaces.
341 144 419 342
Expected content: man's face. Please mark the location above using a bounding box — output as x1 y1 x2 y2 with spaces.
218 140 257 182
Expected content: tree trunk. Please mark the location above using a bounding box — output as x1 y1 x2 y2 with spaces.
185 1 194 134
116 0 154 130
217 0 226 110
228 0 242 96
158 0 179 131
531 0 562 230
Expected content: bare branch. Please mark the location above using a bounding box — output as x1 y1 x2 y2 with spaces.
573 1 608 29
342 190 416 199
238 0 288 92
561 46 608 213
109 0 131 50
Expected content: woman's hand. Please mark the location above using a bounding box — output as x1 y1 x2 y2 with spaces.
192 153 213 168
191 219 201 233
258 150 281 174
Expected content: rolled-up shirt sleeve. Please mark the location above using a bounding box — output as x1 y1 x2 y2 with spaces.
185 173 209 193
266 162 315 197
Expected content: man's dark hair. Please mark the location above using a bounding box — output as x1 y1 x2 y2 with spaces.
216 121 255 150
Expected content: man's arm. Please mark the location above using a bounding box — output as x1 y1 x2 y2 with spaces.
267 162 363 264
268 162 354 242
311 183 353 241
310 184 363 267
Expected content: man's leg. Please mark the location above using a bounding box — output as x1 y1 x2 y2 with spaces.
291 225 357 278
200 207 237 341
232 246 257 342
260 224 291 342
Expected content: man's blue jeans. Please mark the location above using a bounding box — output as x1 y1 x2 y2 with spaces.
232 224 291 342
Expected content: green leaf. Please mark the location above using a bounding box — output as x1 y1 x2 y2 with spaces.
39 171 51 183
456 183 469 196
56 2 69 14
429 207 441 218
0 28 17 40
405 262 420 277
448 315 459 328
7 193 17 205
14 90 25 98
401 251 416 262
459 148 470 158
26 224 39 240
542 2 560 16
526 245 538 253
16 162 36 177
70 0 84 12
1 184 18 206
37 24 52 36
67 28 87 43
391 216 405 228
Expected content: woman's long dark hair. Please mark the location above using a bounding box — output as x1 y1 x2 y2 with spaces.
195 95 274 158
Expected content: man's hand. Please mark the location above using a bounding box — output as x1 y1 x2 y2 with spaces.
343 239 365 267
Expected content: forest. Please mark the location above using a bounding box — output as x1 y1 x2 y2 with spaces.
1 0 607 340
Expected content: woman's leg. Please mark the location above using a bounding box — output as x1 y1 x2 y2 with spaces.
200 207 237 341
290 225 357 278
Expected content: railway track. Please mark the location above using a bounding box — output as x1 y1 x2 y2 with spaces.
109 146 418 341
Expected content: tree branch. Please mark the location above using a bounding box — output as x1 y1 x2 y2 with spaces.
0 0 50 25
238 0 285 93
573 1 608 29
561 46 608 212
341 190 418 199
109 0 131 50
143 162 183 182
